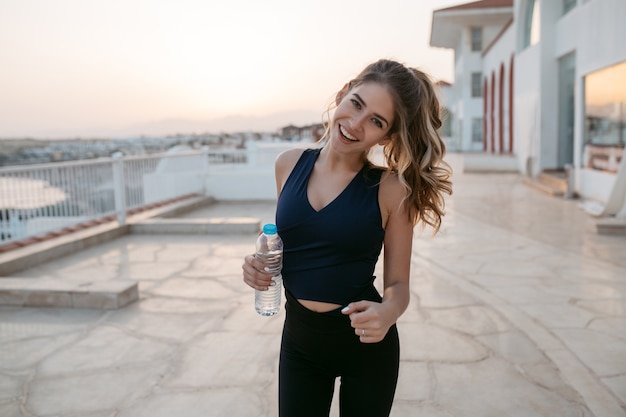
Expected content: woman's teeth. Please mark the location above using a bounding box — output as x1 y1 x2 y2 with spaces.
340 126 358 142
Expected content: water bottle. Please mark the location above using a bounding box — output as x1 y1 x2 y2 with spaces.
255 223 283 316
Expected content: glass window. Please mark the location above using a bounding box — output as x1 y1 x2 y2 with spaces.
558 53 576 167
585 60 626 147
563 0 577 15
522 0 540 49
584 60 626 172
471 27 482 51
471 73 482 97
472 118 483 143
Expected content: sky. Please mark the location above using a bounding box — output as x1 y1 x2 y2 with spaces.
0 0 461 139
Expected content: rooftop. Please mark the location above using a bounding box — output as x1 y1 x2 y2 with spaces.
1 166 625 416
430 0 514 49
438 0 513 12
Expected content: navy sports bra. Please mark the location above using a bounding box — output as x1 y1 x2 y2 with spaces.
276 148 385 305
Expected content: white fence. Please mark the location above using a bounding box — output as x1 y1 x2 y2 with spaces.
0 147 221 245
204 141 305 200
0 141 449 245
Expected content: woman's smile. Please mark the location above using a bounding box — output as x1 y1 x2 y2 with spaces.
339 125 359 142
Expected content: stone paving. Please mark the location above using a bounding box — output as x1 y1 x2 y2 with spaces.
1 172 625 417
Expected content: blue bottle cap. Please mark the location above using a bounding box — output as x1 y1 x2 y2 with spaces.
263 224 277 234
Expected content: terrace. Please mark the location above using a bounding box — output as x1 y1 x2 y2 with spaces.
0 146 625 416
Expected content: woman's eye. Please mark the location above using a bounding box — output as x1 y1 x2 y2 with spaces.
372 118 383 128
350 99 361 109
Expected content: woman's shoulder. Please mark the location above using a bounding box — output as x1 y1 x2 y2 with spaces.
276 147 306 167
275 147 318 191
275 147 308 175
276 146 322 169
379 171 407 208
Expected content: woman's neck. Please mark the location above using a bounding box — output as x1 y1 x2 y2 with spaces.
319 145 367 173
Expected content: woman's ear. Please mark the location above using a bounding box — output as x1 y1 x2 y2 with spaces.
335 83 350 106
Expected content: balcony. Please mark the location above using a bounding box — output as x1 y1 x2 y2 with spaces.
0 147 625 416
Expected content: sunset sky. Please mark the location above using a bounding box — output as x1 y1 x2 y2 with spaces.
0 0 461 138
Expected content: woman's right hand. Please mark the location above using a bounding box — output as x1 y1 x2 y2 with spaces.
242 254 275 291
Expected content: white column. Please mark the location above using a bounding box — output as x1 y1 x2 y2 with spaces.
112 152 126 225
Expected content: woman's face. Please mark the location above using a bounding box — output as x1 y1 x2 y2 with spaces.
330 82 395 153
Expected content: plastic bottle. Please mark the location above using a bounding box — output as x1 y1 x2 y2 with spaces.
254 223 283 316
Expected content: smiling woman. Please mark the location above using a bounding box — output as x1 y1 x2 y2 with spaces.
242 59 452 417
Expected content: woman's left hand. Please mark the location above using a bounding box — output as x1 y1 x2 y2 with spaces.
341 301 396 344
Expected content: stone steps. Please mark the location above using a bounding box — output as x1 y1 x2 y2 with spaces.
523 170 569 197
538 170 568 193
0 278 138 309
0 196 261 309
130 217 260 234
596 217 626 235
526 172 626 235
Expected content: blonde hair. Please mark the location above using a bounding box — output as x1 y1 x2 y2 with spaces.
321 59 452 233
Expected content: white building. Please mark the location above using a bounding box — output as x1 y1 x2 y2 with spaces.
431 0 626 216
431 0 514 153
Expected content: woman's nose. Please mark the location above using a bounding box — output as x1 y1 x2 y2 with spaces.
350 114 367 131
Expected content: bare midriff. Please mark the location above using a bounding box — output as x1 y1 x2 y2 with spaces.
297 299 343 313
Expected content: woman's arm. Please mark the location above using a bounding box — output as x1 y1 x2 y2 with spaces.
342 172 413 343
243 147 305 291
381 171 413 319
274 147 305 197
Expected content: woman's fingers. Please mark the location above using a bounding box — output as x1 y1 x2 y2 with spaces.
242 254 274 291
353 326 385 343
344 301 389 343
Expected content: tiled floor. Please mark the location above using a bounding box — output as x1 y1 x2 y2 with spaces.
1 172 625 417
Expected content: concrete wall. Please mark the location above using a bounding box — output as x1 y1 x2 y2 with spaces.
568 0 626 77
514 41 541 175
144 147 209 203
539 1 562 172
205 165 276 200
453 32 486 152
452 39 466 152
509 0 626 199
483 24 515 155
556 0 626 200
204 142 311 200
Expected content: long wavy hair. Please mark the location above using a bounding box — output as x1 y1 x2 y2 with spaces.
321 59 453 233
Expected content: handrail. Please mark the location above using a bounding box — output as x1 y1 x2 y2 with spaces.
0 148 218 246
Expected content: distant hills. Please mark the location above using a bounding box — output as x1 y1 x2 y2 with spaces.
122 110 324 137
0 109 324 140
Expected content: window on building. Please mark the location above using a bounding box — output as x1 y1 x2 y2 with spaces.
471 73 482 97
472 118 483 143
522 0 540 49
470 27 482 51
584 60 626 172
563 0 576 15
585 60 626 147
558 53 576 167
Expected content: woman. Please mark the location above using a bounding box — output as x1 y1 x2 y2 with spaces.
242 59 452 417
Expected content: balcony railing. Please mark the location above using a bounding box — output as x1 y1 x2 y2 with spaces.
0 147 231 246
0 141 308 248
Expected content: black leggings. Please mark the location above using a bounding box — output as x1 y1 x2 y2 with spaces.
279 290 400 417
